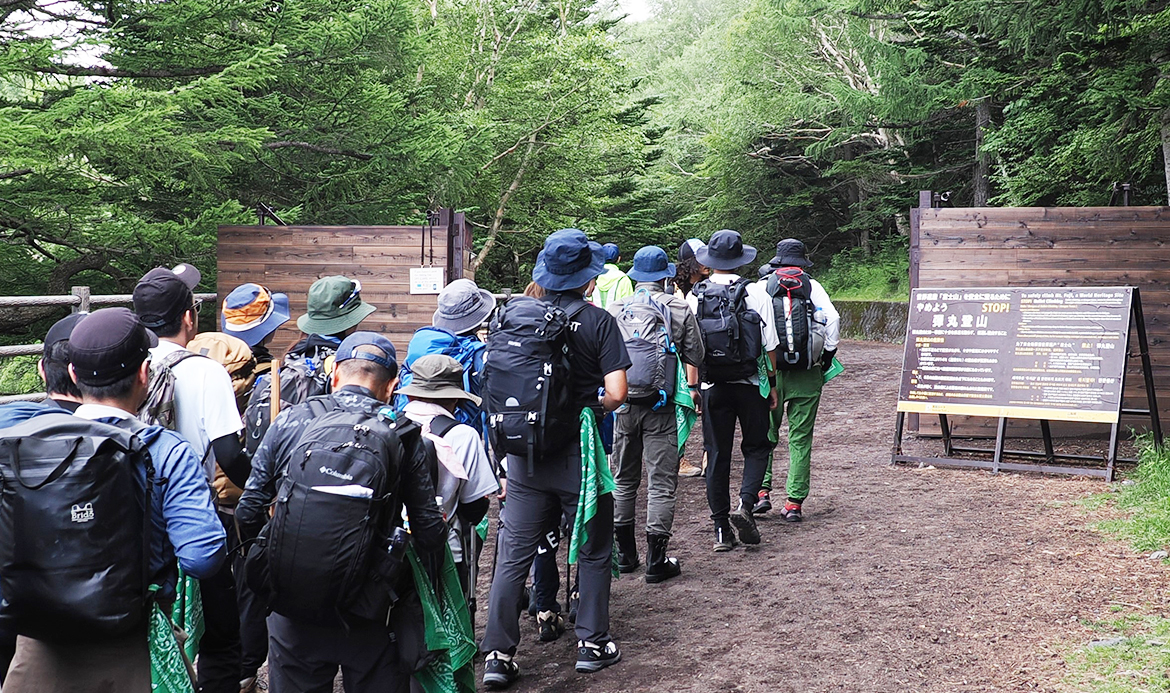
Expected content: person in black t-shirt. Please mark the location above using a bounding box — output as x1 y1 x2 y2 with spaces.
481 229 630 689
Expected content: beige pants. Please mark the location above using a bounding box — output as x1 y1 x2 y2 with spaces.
4 630 150 693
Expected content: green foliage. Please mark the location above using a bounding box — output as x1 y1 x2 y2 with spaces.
0 355 40 396
817 238 910 301
1098 435 1170 552
1065 614 1170 693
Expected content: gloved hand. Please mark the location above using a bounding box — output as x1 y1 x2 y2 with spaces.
419 548 444 595
820 349 837 373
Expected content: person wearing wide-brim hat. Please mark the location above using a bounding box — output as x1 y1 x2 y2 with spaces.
433 279 496 336
396 354 499 589
752 237 839 524
296 275 376 337
482 228 631 687
222 283 292 348
686 229 781 553
607 245 705 585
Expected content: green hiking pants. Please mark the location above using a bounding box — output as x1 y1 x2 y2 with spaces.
762 367 823 502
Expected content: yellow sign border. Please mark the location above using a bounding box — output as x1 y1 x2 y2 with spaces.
896 400 1119 424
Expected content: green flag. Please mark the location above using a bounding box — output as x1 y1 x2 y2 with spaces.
407 545 477 693
569 407 616 564
671 358 698 457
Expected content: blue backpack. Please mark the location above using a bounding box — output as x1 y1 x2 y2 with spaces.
394 327 487 439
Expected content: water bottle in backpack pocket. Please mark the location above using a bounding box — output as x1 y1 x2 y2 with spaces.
694 278 762 383
616 289 678 407
766 268 827 371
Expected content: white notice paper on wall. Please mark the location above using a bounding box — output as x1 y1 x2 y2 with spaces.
409 267 445 294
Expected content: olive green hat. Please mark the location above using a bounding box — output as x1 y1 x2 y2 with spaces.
296 276 377 336
395 354 481 405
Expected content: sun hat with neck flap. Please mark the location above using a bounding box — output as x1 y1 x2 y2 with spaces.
532 228 606 292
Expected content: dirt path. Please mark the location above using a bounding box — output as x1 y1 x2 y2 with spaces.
480 339 1169 693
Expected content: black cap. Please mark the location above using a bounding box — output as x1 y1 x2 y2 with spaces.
70 308 159 386
43 313 88 359
133 263 201 329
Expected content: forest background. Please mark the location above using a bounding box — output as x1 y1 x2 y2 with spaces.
2 0 1170 351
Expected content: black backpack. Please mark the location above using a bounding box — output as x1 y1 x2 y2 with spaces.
243 346 335 456
766 267 828 371
693 278 763 383
483 295 586 472
0 412 154 643
263 397 405 625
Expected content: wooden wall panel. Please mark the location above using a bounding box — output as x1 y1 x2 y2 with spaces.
217 224 464 358
915 205 1170 436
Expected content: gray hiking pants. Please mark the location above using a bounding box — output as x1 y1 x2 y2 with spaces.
612 403 678 535
480 444 614 655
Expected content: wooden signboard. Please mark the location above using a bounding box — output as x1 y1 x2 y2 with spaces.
892 286 1162 480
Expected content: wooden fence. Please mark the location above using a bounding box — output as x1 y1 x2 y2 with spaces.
910 191 1170 435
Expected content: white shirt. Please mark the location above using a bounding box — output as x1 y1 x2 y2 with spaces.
687 272 780 385
402 401 499 561
151 339 244 480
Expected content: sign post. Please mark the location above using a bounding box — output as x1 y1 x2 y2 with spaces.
891 286 1162 480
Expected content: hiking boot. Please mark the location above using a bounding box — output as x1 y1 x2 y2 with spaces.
782 500 803 523
645 532 681 584
576 639 622 673
567 585 579 624
754 490 772 514
678 458 703 477
240 676 258 693
523 586 537 618
536 610 565 642
483 651 520 689
614 524 640 573
713 524 738 552
730 502 761 545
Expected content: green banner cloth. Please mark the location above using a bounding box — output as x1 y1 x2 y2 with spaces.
171 570 203 662
407 544 477 693
149 584 197 693
671 358 698 457
569 407 616 565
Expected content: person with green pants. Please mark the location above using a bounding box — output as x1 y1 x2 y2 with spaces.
755 239 839 522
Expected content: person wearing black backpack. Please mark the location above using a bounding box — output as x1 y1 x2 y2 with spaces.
687 230 781 552
608 246 705 584
753 239 840 523
1 308 226 692
235 332 447 692
480 229 631 688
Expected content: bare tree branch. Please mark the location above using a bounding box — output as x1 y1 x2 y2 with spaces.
471 133 543 271
28 64 225 78
0 169 33 181
263 141 374 160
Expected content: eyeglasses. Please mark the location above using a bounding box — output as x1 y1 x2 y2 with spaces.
339 280 362 309
191 298 203 314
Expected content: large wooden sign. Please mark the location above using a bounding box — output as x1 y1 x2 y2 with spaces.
897 287 1132 424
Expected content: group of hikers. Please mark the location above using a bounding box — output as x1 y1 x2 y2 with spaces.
0 227 839 693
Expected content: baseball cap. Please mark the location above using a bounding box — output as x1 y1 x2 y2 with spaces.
335 331 398 373
43 312 88 359
602 243 620 262
69 308 159 386
133 263 202 329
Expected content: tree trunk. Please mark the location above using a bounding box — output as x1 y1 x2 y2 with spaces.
470 134 540 272
1161 107 1170 206
973 98 991 206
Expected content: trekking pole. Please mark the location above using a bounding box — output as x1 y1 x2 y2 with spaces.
465 522 479 631
269 363 281 424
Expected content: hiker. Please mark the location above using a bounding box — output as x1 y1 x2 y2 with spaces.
593 243 634 310
753 239 840 522
397 354 499 590
241 275 376 457
132 264 248 693
608 245 705 583
687 230 780 551
0 308 225 693
221 282 291 373
236 332 447 692
480 228 630 688
396 278 493 439
674 238 709 478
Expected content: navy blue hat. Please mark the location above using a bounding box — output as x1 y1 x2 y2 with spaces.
336 331 398 373
533 229 606 292
602 243 620 262
770 238 813 268
627 246 676 283
696 230 756 271
44 312 87 358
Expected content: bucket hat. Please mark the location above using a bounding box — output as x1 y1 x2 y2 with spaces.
221 283 291 347
532 229 606 292
296 276 377 336
602 243 621 262
627 246 676 283
433 279 496 336
696 230 757 271
395 354 481 405
770 238 813 268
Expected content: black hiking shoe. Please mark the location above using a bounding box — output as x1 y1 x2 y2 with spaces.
576 640 622 673
483 652 520 689
536 610 565 642
713 524 738 552
730 502 761 545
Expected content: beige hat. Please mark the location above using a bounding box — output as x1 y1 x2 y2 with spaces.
395 354 481 405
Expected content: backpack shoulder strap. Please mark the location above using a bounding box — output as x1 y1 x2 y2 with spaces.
766 271 780 297
159 349 204 370
428 414 460 439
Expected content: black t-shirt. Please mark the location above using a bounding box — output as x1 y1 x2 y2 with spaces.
546 291 632 406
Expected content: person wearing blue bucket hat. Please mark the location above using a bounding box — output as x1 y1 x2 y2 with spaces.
607 246 704 585
592 242 634 309
687 229 781 552
221 283 291 349
482 229 631 687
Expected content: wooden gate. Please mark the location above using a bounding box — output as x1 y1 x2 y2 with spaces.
217 210 473 356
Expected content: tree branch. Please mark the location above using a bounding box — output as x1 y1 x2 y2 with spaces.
263 141 374 160
0 169 33 181
29 64 225 78
471 133 542 271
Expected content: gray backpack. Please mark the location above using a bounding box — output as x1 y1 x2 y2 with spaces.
615 289 677 405
139 350 205 429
